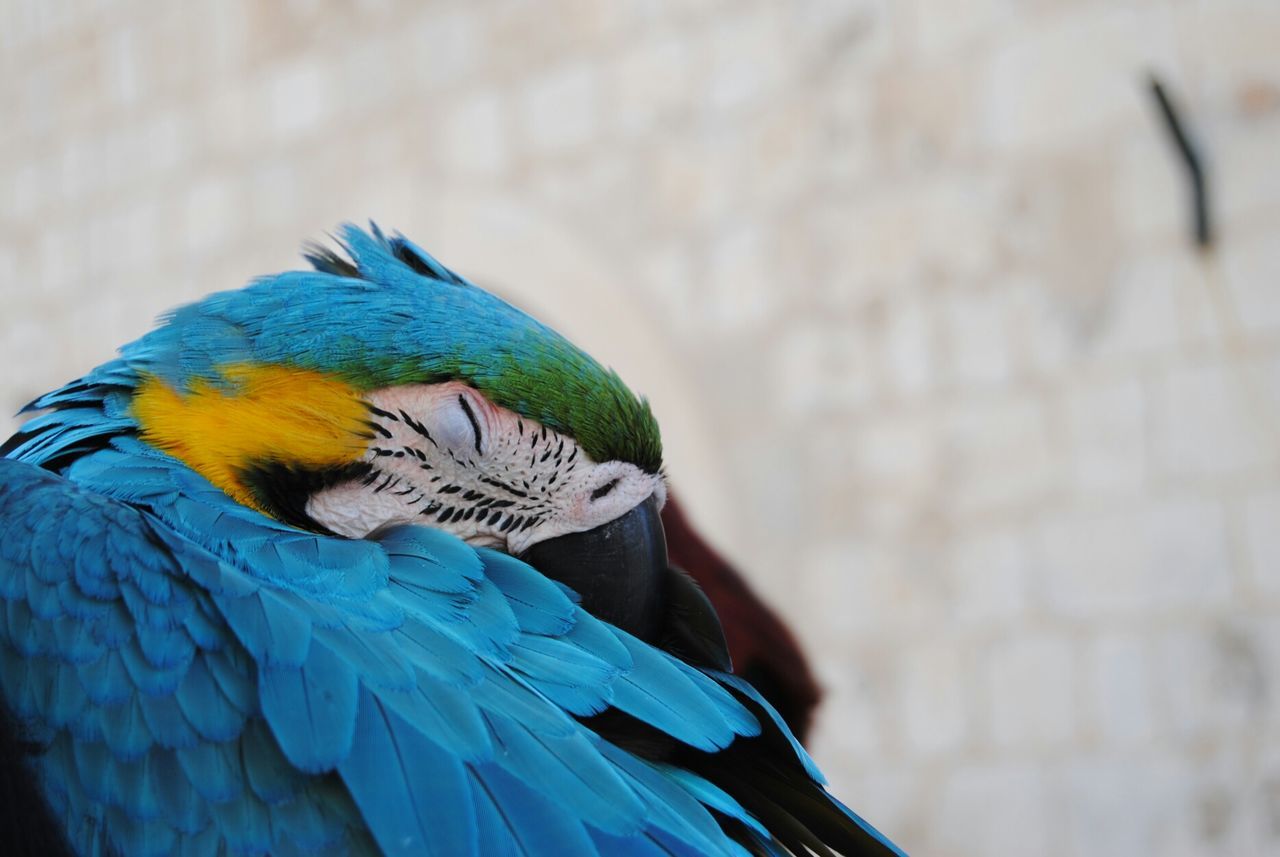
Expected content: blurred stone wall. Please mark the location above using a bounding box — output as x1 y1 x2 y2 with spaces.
3 1 1279 855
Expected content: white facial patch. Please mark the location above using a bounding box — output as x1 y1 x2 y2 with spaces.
306 382 665 554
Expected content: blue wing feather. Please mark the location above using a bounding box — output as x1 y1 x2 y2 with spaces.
133 622 195 672
173 656 244 742
46 664 90 728
218 587 312 668
391 615 488 685
98 697 152 760
137 691 199 749
311 622 415 692
206 784 272 853
201 647 257 716
241 716 306 804
588 829 686 857
607 631 755 752
147 751 211 833
339 689 477 857
118 636 187 696
598 742 748 857
378 672 494 760
52 614 109 665
179 603 228 650
471 762 598 857
76 650 132 706
660 767 769 838
478 548 578 636
2 390 899 857
174 740 240 803
481 711 644 835
259 641 359 773
507 635 621 716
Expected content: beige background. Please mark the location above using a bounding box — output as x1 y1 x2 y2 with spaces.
3 1 1280 855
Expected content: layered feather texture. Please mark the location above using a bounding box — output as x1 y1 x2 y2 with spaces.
0 445 773 855
0 227 904 856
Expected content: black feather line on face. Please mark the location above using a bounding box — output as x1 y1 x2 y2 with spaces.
237 460 374 534
457 394 483 455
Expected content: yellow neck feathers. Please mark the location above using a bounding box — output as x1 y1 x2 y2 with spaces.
132 364 370 510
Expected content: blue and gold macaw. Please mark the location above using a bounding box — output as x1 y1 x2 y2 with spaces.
0 225 905 857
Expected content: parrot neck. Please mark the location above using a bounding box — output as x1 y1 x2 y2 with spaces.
130 364 372 512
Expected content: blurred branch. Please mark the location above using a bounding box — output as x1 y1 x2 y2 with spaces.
1148 75 1213 250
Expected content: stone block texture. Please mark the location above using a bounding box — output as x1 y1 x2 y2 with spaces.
3 1 1279 855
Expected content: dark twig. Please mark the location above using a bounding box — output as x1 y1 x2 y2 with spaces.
1149 75 1213 249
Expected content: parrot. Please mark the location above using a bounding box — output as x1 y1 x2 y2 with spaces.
0 224 904 857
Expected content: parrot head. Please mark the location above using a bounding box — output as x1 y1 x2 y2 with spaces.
126 224 673 635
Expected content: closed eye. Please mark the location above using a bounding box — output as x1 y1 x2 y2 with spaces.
590 478 619 501
457 394 483 455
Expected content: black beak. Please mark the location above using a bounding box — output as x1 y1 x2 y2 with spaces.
520 495 667 640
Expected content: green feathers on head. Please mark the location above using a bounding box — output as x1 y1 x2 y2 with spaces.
353 345 663 475
137 225 664 474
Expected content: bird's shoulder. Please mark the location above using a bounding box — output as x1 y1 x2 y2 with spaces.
0 449 765 856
